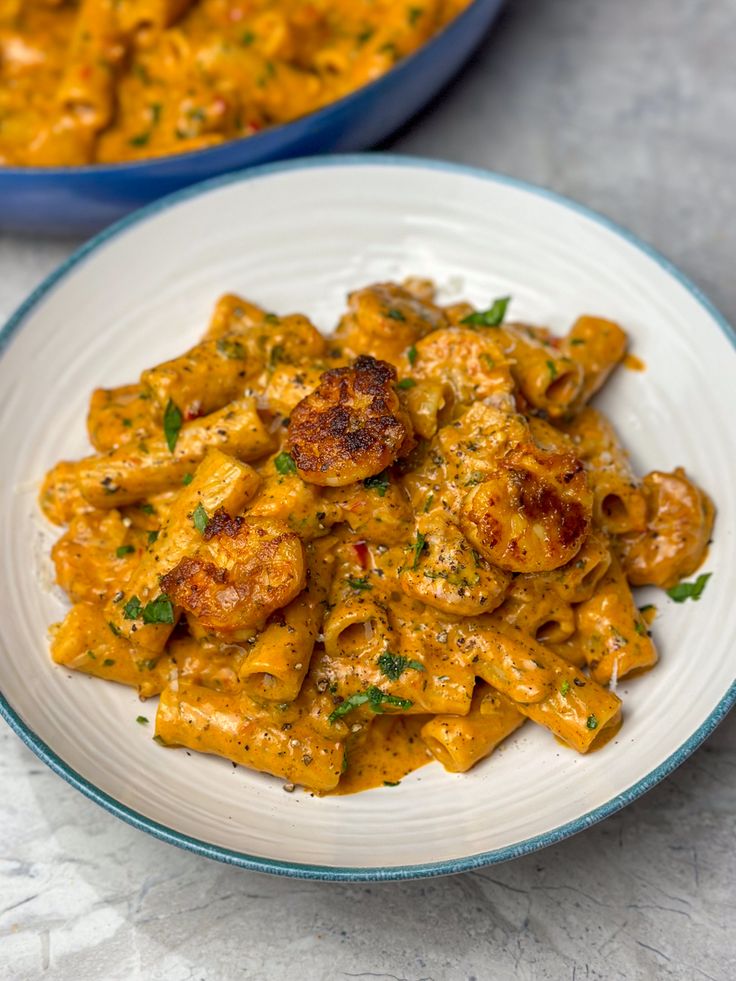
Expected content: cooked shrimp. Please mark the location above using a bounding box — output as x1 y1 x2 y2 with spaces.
287 355 413 486
412 327 514 406
460 442 592 572
334 282 447 363
160 511 305 636
618 468 715 588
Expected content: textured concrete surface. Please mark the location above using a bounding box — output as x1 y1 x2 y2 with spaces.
1 0 735 978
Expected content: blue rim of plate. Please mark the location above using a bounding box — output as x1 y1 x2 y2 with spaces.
1 154 734 881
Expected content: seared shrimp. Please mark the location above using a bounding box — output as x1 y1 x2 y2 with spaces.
618 468 715 588
460 443 592 572
287 355 413 486
160 511 305 636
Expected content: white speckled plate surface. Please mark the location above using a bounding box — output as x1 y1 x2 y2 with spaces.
1 156 734 880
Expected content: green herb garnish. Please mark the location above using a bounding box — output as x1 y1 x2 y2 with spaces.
123 596 143 620
147 530 159 545
397 378 416 390
560 679 571 696
346 576 372 592
411 531 427 570
461 296 510 327
363 470 390 496
141 595 175 625
328 686 413 724
116 545 135 558
182 473 194 486
407 345 418 366
386 308 406 321
136 716 149 725
666 573 711 603
274 451 297 475
377 652 425 681
216 338 246 360
192 502 208 533
163 399 182 452
586 715 599 730
546 360 558 379
102 658 116 667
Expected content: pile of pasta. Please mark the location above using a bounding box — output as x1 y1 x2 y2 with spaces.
0 0 470 167
41 278 715 794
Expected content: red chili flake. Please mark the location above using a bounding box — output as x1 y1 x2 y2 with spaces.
353 541 369 568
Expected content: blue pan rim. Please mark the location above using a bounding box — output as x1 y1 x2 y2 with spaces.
1 152 734 881
0 0 494 178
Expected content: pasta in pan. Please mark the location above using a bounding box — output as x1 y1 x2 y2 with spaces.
41 277 715 793
0 1 473 167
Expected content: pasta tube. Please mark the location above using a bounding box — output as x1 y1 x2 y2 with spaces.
142 314 325 417
238 540 336 702
51 601 172 697
155 682 345 792
77 398 272 508
457 621 622 752
561 407 647 534
86 384 155 452
574 556 657 685
106 449 260 651
563 315 628 405
497 324 584 417
420 684 525 772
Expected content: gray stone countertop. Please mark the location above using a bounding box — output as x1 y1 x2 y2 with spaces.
1 0 734 978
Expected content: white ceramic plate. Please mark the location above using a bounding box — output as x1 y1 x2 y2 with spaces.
1 156 734 880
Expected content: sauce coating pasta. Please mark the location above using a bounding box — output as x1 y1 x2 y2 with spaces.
0 1 472 167
42 277 715 793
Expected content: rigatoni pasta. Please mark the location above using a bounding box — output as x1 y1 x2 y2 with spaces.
41 278 715 794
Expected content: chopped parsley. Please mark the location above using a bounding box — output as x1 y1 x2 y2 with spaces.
377 652 425 681
241 28 255 45
411 531 427 570
560 679 571 696
666 572 711 603
586 715 599 730
192 502 209 533
346 576 371 592
136 715 149 725
363 470 390 496
123 593 175 625
328 686 413 724
108 621 122 637
407 345 418 366
102 658 116 667
116 544 135 558
141 594 175 625
147 530 159 545
163 399 183 452
274 451 297 475
384 780 400 787
461 296 510 327
407 6 423 24
546 359 558 379
397 378 416 390
386 308 406 321
140 503 155 515
570 338 586 346
123 596 143 620
216 338 246 360
128 132 150 148
182 473 194 486
634 621 647 636
639 604 656 614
